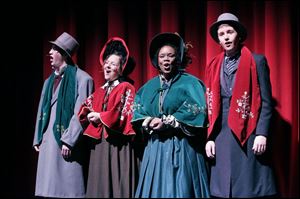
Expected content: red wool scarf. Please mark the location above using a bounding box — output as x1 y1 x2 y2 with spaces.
205 46 261 145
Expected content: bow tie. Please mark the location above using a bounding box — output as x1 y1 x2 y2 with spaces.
158 82 169 92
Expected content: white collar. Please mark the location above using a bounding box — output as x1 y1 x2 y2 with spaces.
101 79 120 89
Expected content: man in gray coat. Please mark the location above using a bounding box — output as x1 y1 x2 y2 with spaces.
33 32 94 198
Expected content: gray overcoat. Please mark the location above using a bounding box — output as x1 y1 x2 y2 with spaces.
33 67 94 198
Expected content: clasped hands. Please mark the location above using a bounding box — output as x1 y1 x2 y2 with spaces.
142 115 178 134
87 111 101 124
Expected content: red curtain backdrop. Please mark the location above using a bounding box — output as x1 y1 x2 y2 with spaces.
13 0 298 197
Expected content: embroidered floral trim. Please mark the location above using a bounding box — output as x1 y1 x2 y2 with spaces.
132 102 142 112
236 91 254 119
183 101 206 116
118 89 134 120
206 88 213 115
41 112 46 121
56 124 65 134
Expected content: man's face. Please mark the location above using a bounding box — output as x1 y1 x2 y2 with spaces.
217 24 240 56
49 47 65 69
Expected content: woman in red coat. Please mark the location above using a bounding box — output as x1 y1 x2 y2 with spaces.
78 37 140 198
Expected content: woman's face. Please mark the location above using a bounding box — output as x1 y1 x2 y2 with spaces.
217 24 240 57
103 54 122 82
158 45 176 80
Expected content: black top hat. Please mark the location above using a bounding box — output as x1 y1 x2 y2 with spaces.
149 32 185 69
209 13 247 43
49 32 79 59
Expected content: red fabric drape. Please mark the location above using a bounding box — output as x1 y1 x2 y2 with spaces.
39 0 298 197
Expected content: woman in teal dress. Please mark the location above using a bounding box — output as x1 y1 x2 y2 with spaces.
132 32 210 198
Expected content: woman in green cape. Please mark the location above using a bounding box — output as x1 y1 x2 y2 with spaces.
132 32 210 198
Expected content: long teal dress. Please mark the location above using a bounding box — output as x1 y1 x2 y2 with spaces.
132 72 210 198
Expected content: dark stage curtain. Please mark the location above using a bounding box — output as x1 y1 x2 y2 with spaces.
12 0 298 197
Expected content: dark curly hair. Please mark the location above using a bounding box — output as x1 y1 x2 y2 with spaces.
181 42 193 68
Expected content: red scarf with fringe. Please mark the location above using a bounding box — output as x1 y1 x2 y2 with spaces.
205 46 261 145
